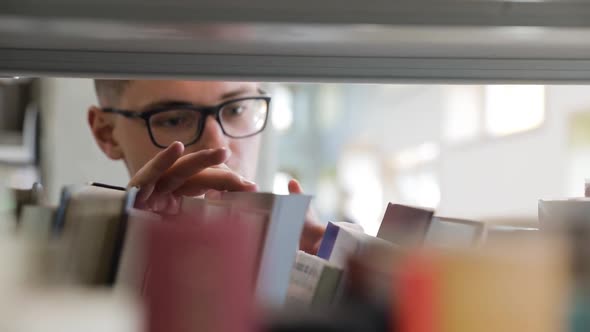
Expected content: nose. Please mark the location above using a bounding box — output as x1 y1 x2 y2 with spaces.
186 115 228 152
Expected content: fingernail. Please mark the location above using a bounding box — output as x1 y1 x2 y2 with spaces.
219 147 231 158
168 141 184 153
206 191 223 200
154 197 168 212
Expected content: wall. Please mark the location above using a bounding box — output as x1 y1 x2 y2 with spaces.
438 86 590 220
39 78 128 204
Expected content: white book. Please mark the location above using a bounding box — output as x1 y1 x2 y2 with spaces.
317 221 390 269
424 216 486 249
0 289 142 332
219 192 311 308
19 204 56 239
538 198 590 230
285 251 343 308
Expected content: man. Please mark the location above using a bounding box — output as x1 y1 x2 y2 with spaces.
87 80 324 253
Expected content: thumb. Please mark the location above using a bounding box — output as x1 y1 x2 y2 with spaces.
288 179 304 194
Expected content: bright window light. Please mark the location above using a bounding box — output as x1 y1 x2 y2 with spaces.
393 142 440 170
443 86 481 143
271 85 294 132
272 171 291 195
338 151 383 236
485 85 545 137
397 172 441 209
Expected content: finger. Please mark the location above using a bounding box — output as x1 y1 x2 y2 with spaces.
300 222 326 255
164 194 181 215
155 148 230 193
147 192 170 213
205 190 223 200
134 182 155 205
288 179 304 194
130 142 184 202
173 168 257 196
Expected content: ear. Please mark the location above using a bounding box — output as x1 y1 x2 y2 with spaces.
88 106 124 160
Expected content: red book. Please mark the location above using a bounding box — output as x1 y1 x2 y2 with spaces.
144 215 258 332
396 254 438 332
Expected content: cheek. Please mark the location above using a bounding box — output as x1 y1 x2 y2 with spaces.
114 121 162 176
228 137 261 178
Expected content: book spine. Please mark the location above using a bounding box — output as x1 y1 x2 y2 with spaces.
311 265 343 306
317 222 340 260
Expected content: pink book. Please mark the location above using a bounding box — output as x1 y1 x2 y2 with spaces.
144 215 258 332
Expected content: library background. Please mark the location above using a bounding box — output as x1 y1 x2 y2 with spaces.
2 1 590 332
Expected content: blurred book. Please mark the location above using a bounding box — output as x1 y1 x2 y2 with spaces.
0 288 142 332
344 239 401 305
377 203 434 247
12 182 43 222
181 196 233 221
54 184 137 285
539 198 590 230
219 192 311 308
397 237 569 332
18 204 55 239
114 208 161 293
286 251 343 309
144 216 256 332
423 216 486 249
318 221 391 269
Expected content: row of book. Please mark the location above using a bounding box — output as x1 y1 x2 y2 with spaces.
5 181 590 331
284 201 540 311
13 183 313 306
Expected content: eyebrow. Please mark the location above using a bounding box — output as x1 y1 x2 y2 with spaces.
140 87 267 111
221 87 267 100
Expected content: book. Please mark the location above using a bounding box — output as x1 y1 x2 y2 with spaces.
12 182 43 223
0 288 142 332
423 216 486 249
286 251 343 308
219 192 312 308
181 196 233 222
144 216 256 332
114 208 162 293
54 185 137 285
397 237 569 332
376 203 434 247
317 221 391 269
344 238 402 304
538 198 590 230
182 195 272 290
18 204 56 239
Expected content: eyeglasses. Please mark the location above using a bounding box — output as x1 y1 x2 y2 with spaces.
102 96 271 148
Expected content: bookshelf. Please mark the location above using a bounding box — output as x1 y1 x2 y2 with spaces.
2 2 590 332
2 0 590 81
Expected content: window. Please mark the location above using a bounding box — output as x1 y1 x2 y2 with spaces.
485 85 545 137
443 86 482 144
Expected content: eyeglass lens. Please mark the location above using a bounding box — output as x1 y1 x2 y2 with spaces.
148 98 268 147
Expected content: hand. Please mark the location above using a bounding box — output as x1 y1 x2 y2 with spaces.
129 142 258 214
288 179 326 255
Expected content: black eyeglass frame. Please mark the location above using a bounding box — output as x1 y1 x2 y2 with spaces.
102 96 271 149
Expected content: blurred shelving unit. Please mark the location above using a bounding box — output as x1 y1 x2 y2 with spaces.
1 0 590 82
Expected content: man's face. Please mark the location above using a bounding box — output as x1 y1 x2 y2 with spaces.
102 80 263 180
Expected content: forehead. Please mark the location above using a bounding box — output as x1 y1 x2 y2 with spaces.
119 80 261 109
